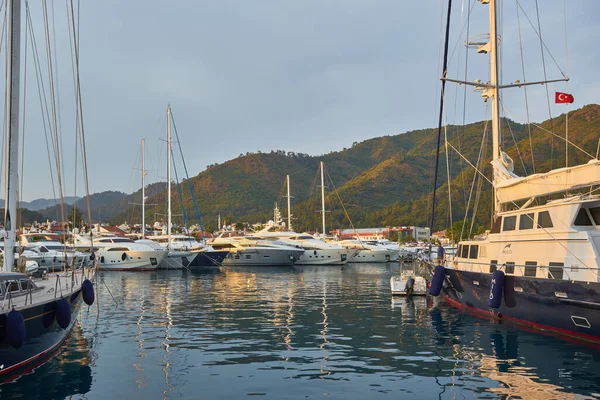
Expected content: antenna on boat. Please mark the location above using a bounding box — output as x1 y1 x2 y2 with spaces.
4 0 21 273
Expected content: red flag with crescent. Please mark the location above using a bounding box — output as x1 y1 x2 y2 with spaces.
555 92 574 104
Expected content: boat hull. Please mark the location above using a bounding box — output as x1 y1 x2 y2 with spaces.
221 249 302 267
96 250 166 271
439 268 600 344
188 250 229 269
157 251 194 270
295 249 350 265
349 250 393 263
0 289 82 380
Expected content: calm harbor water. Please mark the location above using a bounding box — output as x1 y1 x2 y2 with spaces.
1 263 600 399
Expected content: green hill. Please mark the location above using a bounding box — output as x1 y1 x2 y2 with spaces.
102 104 600 233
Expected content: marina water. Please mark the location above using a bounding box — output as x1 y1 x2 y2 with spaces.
1 264 599 399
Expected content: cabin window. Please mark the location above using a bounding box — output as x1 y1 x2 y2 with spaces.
503 216 517 231
461 245 469 258
524 261 537 277
548 262 564 280
457 245 462 257
39 246 49 253
490 260 498 273
574 208 593 226
589 207 600 225
107 247 129 251
537 211 553 228
469 245 479 259
491 217 502 234
505 262 515 274
6 281 20 293
519 213 534 230
245 254 251 259
19 279 32 291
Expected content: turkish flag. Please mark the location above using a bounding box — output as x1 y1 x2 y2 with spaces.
555 92 574 103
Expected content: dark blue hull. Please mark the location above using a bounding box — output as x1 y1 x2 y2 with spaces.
439 269 600 344
0 289 83 380
188 250 229 269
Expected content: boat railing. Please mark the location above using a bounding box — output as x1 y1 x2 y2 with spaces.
449 258 589 281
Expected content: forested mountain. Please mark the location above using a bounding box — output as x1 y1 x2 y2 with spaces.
28 104 600 235
117 104 600 233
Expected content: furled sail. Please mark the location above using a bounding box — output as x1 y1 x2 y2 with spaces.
493 156 600 204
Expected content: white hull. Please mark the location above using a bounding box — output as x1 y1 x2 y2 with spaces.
390 275 427 296
349 249 395 263
96 249 167 271
294 248 352 265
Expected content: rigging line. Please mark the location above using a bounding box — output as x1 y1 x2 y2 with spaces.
460 119 489 241
65 0 80 227
171 147 189 235
170 110 202 229
502 107 594 159
501 110 527 175
515 0 535 174
515 1 567 77
469 134 487 239
430 0 453 241
25 5 58 210
42 0 67 226
563 0 569 169
323 166 360 242
443 122 452 237
458 0 474 205
533 0 555 170
19 5 29 229
446 141 492 185
446 0 477 68
69 0 93 228
50 0 66 191
0 0 9 191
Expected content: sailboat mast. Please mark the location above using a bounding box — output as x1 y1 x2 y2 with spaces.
488 0 501 213
4 0 21 273
141 138 146 239
167 105 172 249
286 175 291 231
320 161 325 238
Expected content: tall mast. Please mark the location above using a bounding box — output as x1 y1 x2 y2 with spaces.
4 0 21 272
320 161 326 238
141 138 146 239
167 105 172 250
488 0 501 213
286 175 292 231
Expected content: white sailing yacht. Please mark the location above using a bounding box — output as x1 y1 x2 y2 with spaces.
428 0 600 344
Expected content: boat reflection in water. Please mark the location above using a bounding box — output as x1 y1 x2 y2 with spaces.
3 266 600 398
0 324 93 399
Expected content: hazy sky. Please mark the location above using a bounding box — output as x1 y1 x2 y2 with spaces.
6 1 600 201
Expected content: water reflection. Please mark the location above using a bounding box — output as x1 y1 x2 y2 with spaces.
2 264 600 399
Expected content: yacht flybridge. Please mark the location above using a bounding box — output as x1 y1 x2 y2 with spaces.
427 0 600 344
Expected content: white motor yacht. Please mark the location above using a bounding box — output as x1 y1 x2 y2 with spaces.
338 239 397 263
74 234 167 271
256 231 355 265
209 236 304 267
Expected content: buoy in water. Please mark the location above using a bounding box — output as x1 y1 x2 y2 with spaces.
42 301 56 328
56 298 71 329
488 269 505 309
429 265 446 296
82 279 94 306
6 309 26 349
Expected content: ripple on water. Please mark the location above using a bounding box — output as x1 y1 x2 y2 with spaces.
1 266 600 399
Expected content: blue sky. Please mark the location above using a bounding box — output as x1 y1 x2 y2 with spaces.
6 1 600 201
